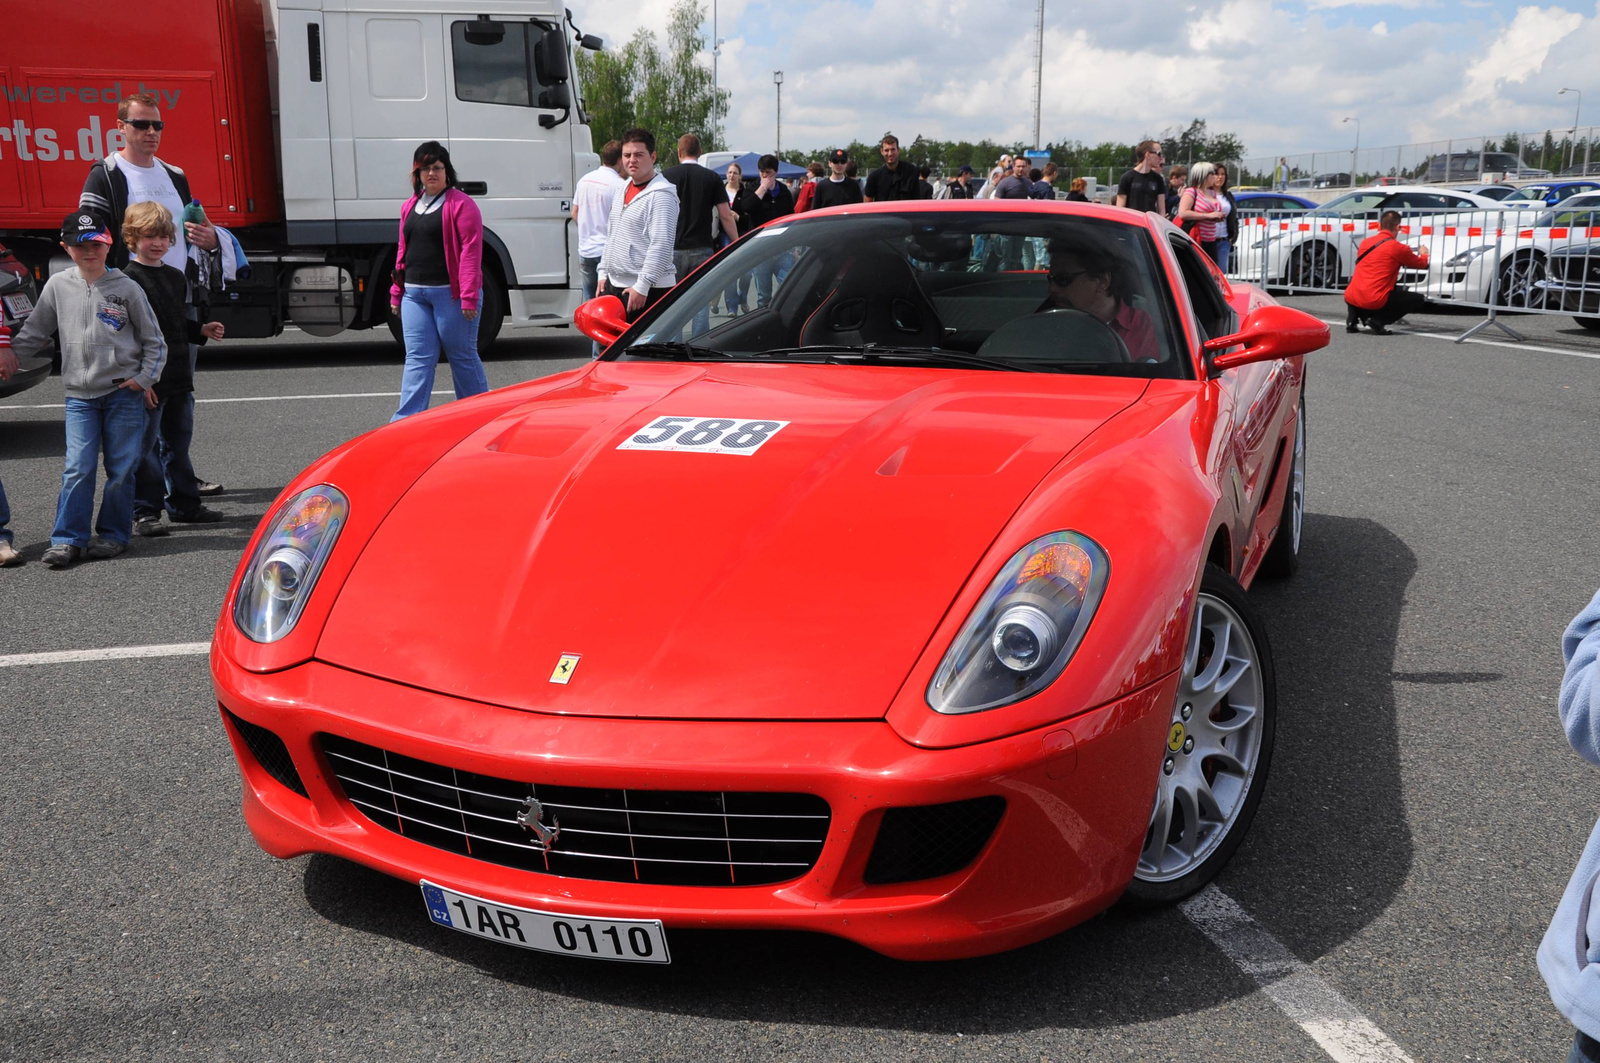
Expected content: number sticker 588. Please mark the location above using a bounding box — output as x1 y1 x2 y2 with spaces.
618 415 790 456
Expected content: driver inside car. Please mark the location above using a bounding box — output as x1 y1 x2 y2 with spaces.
1037 238 1161 363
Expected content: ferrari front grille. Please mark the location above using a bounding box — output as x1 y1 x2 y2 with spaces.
318 735 831 887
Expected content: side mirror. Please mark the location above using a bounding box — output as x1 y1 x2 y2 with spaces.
1203 304 1329 375
534 27 570 83
575 295 627 349
579 33 605 50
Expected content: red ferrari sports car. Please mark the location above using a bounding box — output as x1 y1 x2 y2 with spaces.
213 201 1327 962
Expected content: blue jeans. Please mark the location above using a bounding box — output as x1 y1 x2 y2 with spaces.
54 388 147 547
673 247 714 338
1572 1030 1600 1063
581 256 602 357
394 285 487 421
754 251 794 309
1214 238 1231 273
0 473 12 545
134 392 201 518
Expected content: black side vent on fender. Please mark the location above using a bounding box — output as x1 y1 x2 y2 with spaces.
863 796 1006 885
224 709 308 798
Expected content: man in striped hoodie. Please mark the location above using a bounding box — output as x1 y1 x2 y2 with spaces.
599 128 680 323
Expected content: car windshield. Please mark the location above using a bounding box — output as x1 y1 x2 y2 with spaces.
612 212 1187 378
1502 186 1550 203
1319 192 1389 214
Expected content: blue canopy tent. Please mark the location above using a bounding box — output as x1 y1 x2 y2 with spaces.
708 153 808 180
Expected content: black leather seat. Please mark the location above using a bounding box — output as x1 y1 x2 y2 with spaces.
797 250 945 348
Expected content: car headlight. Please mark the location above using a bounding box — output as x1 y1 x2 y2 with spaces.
927 531 1109 714
1447 246 1494 266
234 485 349 643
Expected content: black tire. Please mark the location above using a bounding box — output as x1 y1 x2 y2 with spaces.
1495 252 1546 309
1258 398 1306 579
1576 316 1600 332
382 269 507 356
1121 564 1276 908
1285 242 1340 290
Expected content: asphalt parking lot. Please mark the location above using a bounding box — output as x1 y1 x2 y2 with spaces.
2 301 1598 1061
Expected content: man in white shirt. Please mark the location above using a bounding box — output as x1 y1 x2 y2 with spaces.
79 93 220 273
571 140 625 305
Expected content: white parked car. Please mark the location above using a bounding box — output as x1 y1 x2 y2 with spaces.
1409 192 1600 308
1231 186 1510 288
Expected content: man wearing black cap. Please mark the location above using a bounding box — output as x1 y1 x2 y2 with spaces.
812 149 864 210
945 165 977 199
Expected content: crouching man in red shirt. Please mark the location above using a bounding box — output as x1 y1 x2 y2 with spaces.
1344 210 1429 335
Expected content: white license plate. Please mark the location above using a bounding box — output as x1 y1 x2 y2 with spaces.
420 881 670 963
3 292 32 316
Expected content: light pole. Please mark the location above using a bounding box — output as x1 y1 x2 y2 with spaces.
1343 116 1360 187
711 0 721 146
773 71 783 157
1031 0 1044 151
1559 88 1582 170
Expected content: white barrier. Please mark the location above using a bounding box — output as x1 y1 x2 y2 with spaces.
1226 206 1600 340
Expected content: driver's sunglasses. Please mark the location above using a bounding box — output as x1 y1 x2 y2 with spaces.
1049 269 1089 285
122 119 164 131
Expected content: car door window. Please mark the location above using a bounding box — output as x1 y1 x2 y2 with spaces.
1168 236 1235 343
1390 193 1454 210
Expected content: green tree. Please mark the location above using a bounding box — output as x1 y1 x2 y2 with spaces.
574 0 729 163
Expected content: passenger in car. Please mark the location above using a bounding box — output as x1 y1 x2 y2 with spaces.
1037 238 1160 362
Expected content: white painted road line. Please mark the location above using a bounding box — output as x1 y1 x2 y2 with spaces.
0 390 453 411
0 641 212 669
1182 886 1415 1063
1310 315 1600 361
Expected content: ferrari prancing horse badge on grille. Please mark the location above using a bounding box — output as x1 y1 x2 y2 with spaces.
549 653 581 684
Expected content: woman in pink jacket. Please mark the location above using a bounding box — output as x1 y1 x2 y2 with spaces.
389 142 489 420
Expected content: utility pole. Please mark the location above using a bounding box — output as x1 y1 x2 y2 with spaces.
1560 88 1582 169
774 71 783 156
1343 116 1360 187
1032 0 1044 150
712 1 722 147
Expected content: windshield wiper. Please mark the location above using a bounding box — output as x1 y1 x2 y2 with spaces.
618 341 730 361
752 344 1038 373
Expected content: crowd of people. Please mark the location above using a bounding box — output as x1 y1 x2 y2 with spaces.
0 92 231 570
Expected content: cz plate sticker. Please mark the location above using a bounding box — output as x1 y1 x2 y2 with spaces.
618 416 790 456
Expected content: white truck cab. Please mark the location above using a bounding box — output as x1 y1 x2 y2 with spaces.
267 0 602 344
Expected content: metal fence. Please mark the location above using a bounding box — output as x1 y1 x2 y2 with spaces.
1225 207 1600 341
1237 128 1599 190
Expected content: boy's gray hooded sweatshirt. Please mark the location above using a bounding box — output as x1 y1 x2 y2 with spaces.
1540 586 1600 1038
11 266 165 398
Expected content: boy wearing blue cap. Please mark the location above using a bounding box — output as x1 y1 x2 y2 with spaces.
9 211 166 568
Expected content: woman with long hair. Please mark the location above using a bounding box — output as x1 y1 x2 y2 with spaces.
1177 161 1232 270
388 141 489 420
722 163 756 314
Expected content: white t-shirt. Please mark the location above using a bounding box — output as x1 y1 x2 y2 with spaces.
119 156 189 272
573 165 625 260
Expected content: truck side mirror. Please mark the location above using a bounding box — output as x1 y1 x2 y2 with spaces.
462 19 506 45
537 83 572 112
579 33 604 50
534 28 570 84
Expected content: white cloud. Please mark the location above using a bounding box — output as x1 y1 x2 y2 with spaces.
571 0 1600 167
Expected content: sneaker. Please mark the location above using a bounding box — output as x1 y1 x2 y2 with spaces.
86 537 127 560
0 540 22 567
196 480 224 496
170 504 224 523
133 516 170 537
41 543 83 568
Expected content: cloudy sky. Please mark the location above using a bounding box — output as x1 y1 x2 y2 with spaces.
575 0 1599 165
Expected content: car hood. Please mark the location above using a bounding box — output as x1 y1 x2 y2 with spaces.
315 363 1147 719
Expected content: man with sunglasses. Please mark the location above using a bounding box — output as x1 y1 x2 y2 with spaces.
80 92 228 505
1115 140 1167 216
1037 238 1160 363
79 94 220 270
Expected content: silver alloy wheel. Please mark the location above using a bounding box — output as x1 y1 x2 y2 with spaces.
1136 593 1267 883
1288 405 1305 554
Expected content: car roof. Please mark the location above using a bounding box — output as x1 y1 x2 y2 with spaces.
1316 185 1508 207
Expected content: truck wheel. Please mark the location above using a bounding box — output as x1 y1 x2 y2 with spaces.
475 271 506 355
